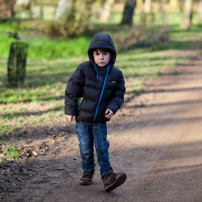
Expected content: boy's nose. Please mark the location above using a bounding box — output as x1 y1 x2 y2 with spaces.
100 54 104 59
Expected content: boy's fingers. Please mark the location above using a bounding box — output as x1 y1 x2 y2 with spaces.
67 115 75 122
105 109 113 118
105 109 113 115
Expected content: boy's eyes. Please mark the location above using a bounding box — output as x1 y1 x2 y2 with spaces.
95 52 109 55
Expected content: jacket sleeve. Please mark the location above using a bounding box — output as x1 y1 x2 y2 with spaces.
64 64 85 115
106 71 125 114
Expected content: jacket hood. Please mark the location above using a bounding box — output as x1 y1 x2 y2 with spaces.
88 33 116 66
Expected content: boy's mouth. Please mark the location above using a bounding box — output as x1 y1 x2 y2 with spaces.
98 62 106 66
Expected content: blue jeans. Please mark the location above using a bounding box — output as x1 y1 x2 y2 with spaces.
76 120 112 179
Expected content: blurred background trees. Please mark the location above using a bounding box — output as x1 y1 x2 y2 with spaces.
0 0 202 37
182 0 193 28
100 0 116 22
0 0 16 19
198 0 202 22
121 0 137 25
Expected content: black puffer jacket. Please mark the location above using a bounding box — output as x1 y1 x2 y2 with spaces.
65 33 125 122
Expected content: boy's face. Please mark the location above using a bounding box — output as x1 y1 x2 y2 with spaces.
93 49 110 67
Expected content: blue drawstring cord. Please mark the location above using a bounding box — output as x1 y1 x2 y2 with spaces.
93 63 110 121
94 63 99 79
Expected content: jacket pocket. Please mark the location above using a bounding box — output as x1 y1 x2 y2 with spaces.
107 81 116 89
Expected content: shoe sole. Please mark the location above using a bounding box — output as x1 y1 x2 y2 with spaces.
104 172 127 192
80 180 92 185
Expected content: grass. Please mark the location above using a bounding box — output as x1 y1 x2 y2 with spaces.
0 15 202 150
5 145 20 159
0 22 91 59
0 145 20 162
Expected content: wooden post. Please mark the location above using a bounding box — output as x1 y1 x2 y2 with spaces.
14 44 18 87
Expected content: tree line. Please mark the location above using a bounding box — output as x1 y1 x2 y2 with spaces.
1 0 202 34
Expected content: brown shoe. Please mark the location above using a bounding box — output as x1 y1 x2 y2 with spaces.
103 169 127 192
80 171 94 185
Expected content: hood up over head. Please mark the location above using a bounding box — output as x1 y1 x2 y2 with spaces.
88 33 116 67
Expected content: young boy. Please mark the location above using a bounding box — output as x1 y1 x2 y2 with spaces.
65 33 126 192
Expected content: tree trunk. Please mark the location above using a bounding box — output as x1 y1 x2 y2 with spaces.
158 3 167 24
10 0 16 17
137 0 144 9
54 0 72 21
169 0 179 7
144 0 151 13
121 0 136 25
198 0 202 21
100 0 116 23
169 0 180 12
182 0 193 28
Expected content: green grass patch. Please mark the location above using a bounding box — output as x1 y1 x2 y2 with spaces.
5 145 20 159
0 22 91 59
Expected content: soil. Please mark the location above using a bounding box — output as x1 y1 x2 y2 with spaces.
1 50 202 202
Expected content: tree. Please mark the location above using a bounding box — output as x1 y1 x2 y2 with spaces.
144 0 151 13
54 0 72 21
15 0 32 18
121 0 137 25
50 0 94 38
198 0 202 22
182 0 193 28
100 0 116 23
169 0 179 8
0 0 16 18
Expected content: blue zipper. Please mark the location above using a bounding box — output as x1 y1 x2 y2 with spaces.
94 63 99 79
93 64 110 121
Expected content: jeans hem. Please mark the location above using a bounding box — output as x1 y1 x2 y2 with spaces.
101 167 113 179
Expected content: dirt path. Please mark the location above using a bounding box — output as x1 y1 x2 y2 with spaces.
1 51 202 202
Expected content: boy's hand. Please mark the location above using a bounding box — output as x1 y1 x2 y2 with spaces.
105 109 114 119
67 115 75 122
